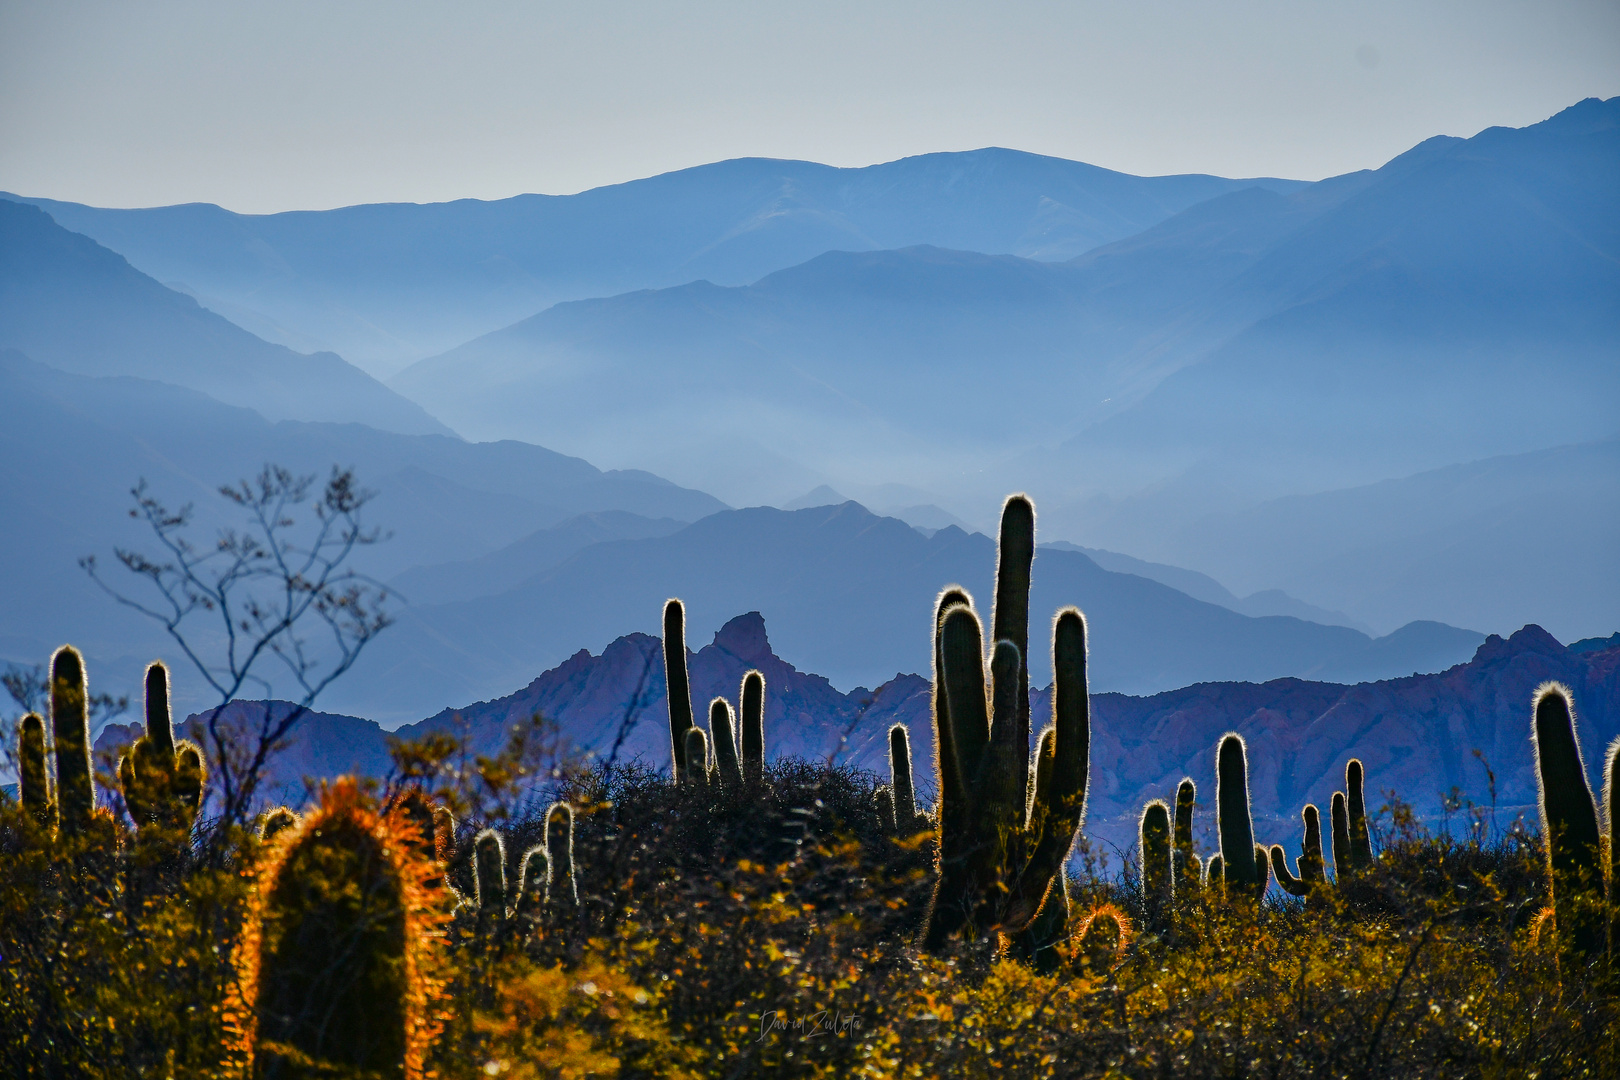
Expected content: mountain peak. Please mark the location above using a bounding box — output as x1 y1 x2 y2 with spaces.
713 611 771 663
1470 623 1566 665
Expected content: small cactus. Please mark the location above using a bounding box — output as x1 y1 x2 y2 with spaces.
514 846 549 927
50 645 94 836
229 778 447 1079
1140 800 1173 934
740 669 766 784
889 724 927 834
259 807 300 844
1330 791 1351 882
1173 778 1201 893
18 712 52 831
1531 682 1605 977
544 802 578 912
663 599 695 783
875 786 897 836
1215 734 1261 896
1347 759 1373 871
683 728 710 788
1206 853 1224 887
473 828 508 937
1072 903 1131 978
709 697 743 788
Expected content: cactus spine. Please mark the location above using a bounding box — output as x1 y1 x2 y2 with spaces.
1330 791 1350 881
741 669 765 783
229 778 446 1079
1215 734 1261 895
18 712 51 830
1347 759 1373 871
50 645 94 835
1173 778 1201 892
663 598 695 783
1140 799 1173 935
709 697 743 788
925 495 1090 949
544 802 578 912
1531 683 1605 977
119 661 206 833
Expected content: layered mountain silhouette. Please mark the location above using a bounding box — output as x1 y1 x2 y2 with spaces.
389 99 1619 521
323 501 1484 724
0 199 450 435
94 618 1619 851
5 152 1301 375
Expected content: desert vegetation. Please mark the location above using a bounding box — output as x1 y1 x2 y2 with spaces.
3 495 1618 1078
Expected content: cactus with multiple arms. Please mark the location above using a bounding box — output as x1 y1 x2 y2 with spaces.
1531 682 1605 978
741 669 765 783
50 645 95 837
1271 804 1327 898
1140 800 1173 935
709 697 742 788
925 495 1090 949
119 661 206 833
663 599 695 783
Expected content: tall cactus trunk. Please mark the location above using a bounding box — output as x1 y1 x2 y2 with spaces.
1141 800 1174 935
1330 791 1351 882
1173 778 1201 894
1347 759 1373 871
1216 734 1259 895
1532 683 1605 981
740 670 766 784
50 645 94 836
545 802 579 914
663 599 695 783
889 724 922 833
709 698 743 788
18 712 51 832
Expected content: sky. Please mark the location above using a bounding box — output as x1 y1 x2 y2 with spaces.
2 0 1617 213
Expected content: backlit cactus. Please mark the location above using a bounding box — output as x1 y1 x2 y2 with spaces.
1347 758 1373 871
18 712 51 831
1330 791 1350 881
875 786 897 836
1215 734 1263 897
1531 682 1605 978
228 778 447 1079
709 697 742 788
888 723 927 835
473 828 508 938
258 807 299 844
544 802 578 912
118 661 206 833
514 846 549 927
683 728 710 788
1072 903 1131 978
1173 778 1201 893
1140 799 1173 935
925 495 1090 949
741 669 766 783
50 645 94 836
1271 803 1326 898
663 598 695 783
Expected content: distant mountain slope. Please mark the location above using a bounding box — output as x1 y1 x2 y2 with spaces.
92 621 1617 853
392 100 1619 513
0 199 451 436
0 350 726 712
324 501 1483 723
4 151 1301 375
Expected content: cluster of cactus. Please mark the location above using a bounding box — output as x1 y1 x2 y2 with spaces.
229 777 448 1079
924 495 1091 952
662 599 768 788
463 800 580 948
16 646 100 841
118 661 206 836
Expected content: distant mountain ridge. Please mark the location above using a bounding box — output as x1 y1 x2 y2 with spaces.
92 619 1619 852
4 150 1302 375
0 198 450 436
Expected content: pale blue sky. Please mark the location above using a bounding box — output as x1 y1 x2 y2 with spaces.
2 0 1617 212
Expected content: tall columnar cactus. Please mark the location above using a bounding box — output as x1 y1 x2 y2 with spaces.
1330 791 1350 882
709 698 743 788
50 645 94 836
1140 799 1173 935
1271 804 1327 897
741 669 766 784
1173 778 1201 893
930 585 973 904
545 802 578 912
875 786 897 836
925 495 1090 949
663 598 695 783
1216 734 1263 897
1347 759 1373 871
889 723 927 835
230 778 447 1079
18 712 52 830
473 828 508 937
1531 682 1605 977
119 661 207 833
683 728 709 788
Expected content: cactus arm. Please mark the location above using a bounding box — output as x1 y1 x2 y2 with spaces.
514 847 549 922
991 495 1035 809
741 670 765 783
709 697 743 788
1215 734 1259 888
1300 804 1326 883
1254 844 1271 899
1331 791 1350 881
1206 853 1224 887
1173 778 1198 891
889 724 917 827
663 599 695 782
145 661 175 758
1140 800 1174 932
940 606 991 789
19 713 51 827
1347 759 1373 870
174 742 206 821
1532 683 1605 973
50 645 94 834
683 728 710 788
1271 844 1309 897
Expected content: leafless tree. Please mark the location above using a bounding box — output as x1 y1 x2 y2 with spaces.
81 465 391 841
